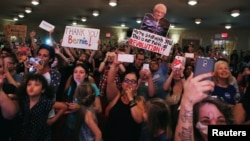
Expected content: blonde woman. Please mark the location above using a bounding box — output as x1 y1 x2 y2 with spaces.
212 60 237 106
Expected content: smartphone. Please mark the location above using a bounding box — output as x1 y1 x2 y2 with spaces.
194 57 215 80
142 63 149 70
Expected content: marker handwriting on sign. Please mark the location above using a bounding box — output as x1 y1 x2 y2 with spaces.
68 35 88 45
88 30 99 46
65 27 99 46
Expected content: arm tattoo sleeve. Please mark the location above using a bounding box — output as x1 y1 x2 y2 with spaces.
181 108 193 123
178 126 193 141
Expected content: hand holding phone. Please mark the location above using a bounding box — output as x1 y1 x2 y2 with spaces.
142 63 149 70
194 57 215 81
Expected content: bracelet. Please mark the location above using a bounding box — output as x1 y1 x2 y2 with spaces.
129 99 137 108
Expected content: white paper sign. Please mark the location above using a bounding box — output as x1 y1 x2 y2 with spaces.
39 20 55 32
61 26 100 50
128 29 173 56
118 54 134 63
185 53 194 58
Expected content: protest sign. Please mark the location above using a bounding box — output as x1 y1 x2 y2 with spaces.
61 26 100 50
4 24 27 38
128 28 173 56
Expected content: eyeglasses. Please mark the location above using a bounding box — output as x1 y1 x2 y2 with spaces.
123 78 137 84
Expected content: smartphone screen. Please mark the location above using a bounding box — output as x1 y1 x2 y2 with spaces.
142 63 149 70
194 57 215 80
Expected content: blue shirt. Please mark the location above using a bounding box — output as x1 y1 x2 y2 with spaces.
152 67 168 99
212 85 237 105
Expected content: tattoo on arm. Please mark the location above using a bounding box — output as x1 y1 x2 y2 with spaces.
178 126 193 141
181 108 193 123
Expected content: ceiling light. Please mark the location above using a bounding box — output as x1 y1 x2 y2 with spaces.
18 13 24 18
25 7 32 13
121 23 125 27
72 21 77 25
195 18 201 24
231 9 240 17
225 24 231 29
13 17 18 21
93 10 99 17
31 0 40 6
188 0 197 6
136 18 142 24
81 17 87 22
109 0 117 7
170 24 175 28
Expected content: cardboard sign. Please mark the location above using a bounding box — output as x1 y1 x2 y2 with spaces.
39 20 55 32
4 24 27 38
140 13 170 37
61 26 100 50
128 28 173 56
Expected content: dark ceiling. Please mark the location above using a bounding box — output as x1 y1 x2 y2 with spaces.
1 0 250 32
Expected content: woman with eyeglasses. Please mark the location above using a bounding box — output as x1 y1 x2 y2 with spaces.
103 54 145 141
174 72 233 141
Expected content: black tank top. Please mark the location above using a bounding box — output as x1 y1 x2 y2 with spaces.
0 109 13 141
103 98 142 141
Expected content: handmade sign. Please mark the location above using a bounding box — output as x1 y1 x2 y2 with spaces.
129 28 173 56
4 24 27 38
61 26 100 50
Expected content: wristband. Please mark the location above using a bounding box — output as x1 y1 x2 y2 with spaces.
129 99 137 108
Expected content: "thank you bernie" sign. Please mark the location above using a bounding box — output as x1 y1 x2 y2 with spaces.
61 26 100 50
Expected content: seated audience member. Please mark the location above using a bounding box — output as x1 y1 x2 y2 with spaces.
175 72 233 141
140 98 173 141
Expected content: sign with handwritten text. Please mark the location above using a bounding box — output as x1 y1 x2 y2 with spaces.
61 26 100 50
4 24 27 38
128 29 173 56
